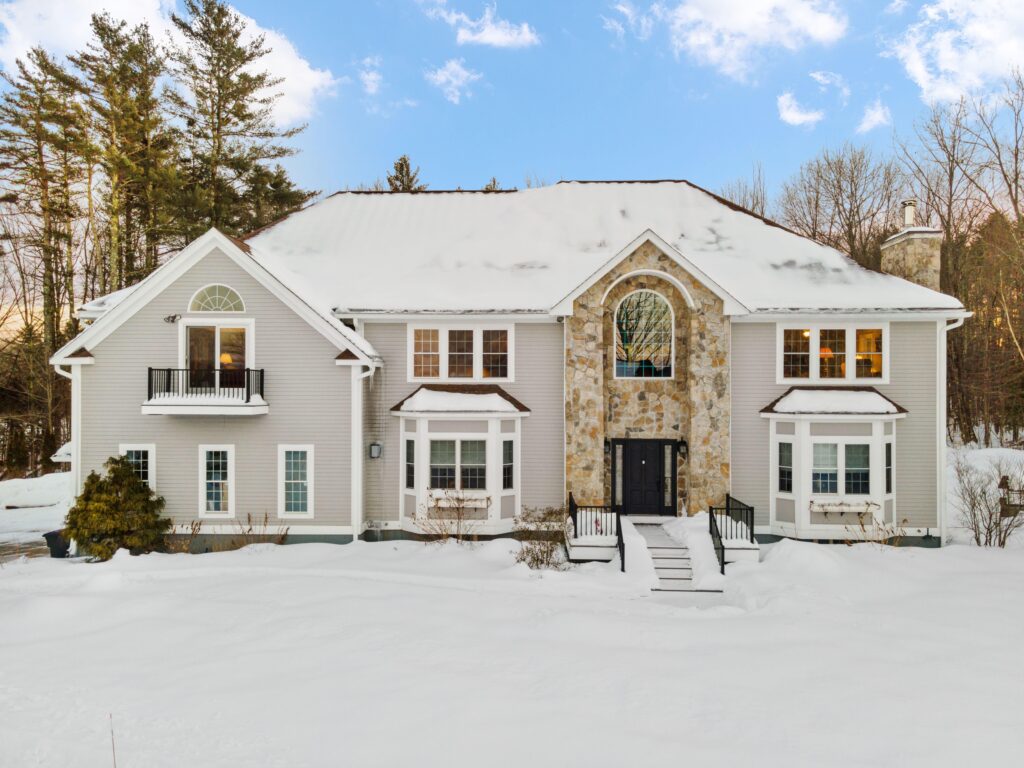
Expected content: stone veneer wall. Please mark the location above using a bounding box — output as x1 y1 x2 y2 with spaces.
880 232 941 292
564 240 731 514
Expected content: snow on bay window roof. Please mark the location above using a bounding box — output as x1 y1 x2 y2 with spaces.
392 384 529 414
761 387 907 416
242 180 965 315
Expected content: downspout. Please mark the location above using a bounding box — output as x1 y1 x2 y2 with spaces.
937 315 968 544
54 364 72 380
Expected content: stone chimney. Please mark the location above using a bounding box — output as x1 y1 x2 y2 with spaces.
879 199 942 292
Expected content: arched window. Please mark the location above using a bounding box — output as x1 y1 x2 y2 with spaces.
189 285 245 312
615 290 673 378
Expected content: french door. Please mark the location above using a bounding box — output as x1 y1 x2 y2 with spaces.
187 326 247 390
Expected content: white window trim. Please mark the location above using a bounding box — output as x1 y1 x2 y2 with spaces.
198 444 235 519
177 317 256 371
188 283 246 313
119 443 156 489
407 324 515 383
612 289 676 381
810 438 874 500
776 439 794 499
278 444 314 520
427 437 489 493
776 322 890 385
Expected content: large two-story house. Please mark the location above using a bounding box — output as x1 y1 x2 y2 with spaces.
51 181 967 546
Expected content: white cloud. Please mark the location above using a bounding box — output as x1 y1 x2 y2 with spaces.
425 58 482 104
809 70 850 104
856 98 892 133
0 0 336 127
359 56 383 95
425 2 539 48
777 92 825 126
889 0 1024 102
885 0 908 13
655 0 847 80
606 2 654 40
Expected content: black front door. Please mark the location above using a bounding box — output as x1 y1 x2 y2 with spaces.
622 440 668 515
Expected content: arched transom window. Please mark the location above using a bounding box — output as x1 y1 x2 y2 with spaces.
615 290 673 378
190 284 245 312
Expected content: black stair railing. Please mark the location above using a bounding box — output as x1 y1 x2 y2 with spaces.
567 492 624 572
708 494 756 574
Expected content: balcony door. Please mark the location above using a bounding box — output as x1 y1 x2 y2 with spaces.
187 326 247 391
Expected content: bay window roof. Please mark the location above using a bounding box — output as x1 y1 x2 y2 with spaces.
392 384 529 414
761 387 907 416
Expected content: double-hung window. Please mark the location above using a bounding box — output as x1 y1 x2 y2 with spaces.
502 440 514 490
199 445 234 518
844 445 870 495
429 439 487 490
278 445 314 519
409 326 513 381
778 442 793 493
120 444 156 489
885 443 893 495
782 330 811 379
812 444 839 494
405 439 416 489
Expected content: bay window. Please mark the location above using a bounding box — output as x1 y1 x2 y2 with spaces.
812 443 839 494
844 445 870 495
778 442 792 493
502 440 514 490
408 325 514 382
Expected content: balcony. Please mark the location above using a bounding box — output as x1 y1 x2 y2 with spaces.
142 368 268 415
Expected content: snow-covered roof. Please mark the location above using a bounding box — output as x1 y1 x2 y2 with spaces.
762 387 906 416
392 385 529 414
243 181 964 314
77 284 139 319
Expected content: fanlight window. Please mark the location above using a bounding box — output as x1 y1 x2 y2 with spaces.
615 290 673 378
190 285 244 313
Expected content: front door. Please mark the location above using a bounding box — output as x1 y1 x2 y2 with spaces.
622 440 670 515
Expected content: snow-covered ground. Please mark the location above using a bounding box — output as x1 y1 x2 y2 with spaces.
0 471 71 545
1 538 1022 766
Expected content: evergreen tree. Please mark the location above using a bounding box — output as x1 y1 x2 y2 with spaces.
65 455 170 560
387 154 427 192
167 0 313 239
483 176 501 191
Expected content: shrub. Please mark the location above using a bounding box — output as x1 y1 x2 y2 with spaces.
64 455 171 560
953 452 1024 547
416 489 485 543
514 507 567 570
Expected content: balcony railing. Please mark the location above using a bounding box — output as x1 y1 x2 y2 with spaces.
147 368 265 404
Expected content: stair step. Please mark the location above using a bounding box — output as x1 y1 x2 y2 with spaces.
654 580 695 592
648 546 688 554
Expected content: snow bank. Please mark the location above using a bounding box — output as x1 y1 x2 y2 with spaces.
946 446 1024 546
2 538 1021 766
0 472 72 544
663 513 727 591
618 517 659 590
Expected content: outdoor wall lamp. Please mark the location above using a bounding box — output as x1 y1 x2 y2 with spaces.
163 314 180 323
369 442 382 459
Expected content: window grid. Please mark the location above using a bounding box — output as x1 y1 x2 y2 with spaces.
413 329 440 378
844 444 871 495
283 450 309 513
460 440 487 490
406 439 416 489
778 442 793 493
783 329 811 379
429 440 456 489
502 440 514 490
205 450 230 513
190 284 244 312
447 330 474 378
818 329 846 378
856 329 884 378
482 330 509 379
125 449 150 486
812 443 839 494
615 290 673 379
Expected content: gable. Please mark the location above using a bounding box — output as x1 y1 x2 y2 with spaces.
51 230 377 365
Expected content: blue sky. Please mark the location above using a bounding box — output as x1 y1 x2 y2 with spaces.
2 1 1022 196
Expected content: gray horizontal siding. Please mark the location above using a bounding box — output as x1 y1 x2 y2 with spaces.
80 248 352 528
730 321 940 530
361 322 565 522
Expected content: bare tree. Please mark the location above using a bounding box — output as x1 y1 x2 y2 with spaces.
718 162 767 216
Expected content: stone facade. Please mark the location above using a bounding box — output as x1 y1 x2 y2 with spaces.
880 231 942 292
564 240 730 514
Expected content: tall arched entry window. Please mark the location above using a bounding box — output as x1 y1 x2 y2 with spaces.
614 289 673 379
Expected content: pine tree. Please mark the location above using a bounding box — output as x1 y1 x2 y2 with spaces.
65 454 170 560
387 155 427 192
167 0 313 238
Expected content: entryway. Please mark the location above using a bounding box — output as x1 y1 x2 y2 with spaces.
611 438 680 516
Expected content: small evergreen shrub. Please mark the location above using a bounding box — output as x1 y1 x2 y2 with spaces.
65 455 171 560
